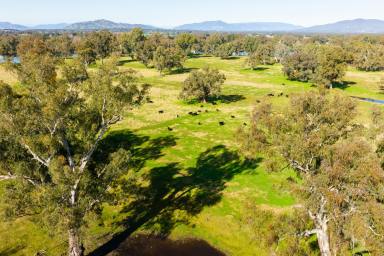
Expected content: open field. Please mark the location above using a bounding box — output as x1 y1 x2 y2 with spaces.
1 56 384 255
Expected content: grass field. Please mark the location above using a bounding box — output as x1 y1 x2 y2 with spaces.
1 56 384 255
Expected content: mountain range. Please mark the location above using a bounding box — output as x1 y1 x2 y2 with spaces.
174 20 302 32
2 19 384 34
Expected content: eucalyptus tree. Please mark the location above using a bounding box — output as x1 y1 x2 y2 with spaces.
119 27 145 59
153 45 186 74
238 92 384 255
0 34 19 59
0 56 150 256
175 33 197 54
89 30 117 63
180 67 226 103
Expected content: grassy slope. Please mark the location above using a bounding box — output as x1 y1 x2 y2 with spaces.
1 57 383 255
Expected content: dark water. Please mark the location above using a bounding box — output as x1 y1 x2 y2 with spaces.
0 56 20 64
109 234 226 256
352 96 384 105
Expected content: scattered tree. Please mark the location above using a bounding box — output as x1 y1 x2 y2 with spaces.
119 28 145 59
153 45 186 74
175 33 197 54
180 67 226 102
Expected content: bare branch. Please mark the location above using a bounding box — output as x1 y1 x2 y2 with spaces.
22 143 50 167
79 116 121 173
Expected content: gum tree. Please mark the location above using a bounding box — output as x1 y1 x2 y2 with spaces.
180 67 226 103
0 55 150 255
238 92 384 255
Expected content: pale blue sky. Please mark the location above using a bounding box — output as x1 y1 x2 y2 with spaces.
2 0 384 27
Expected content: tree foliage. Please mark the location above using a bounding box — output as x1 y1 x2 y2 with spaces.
180 67 226 102
239 92 384 255
0 55 150 256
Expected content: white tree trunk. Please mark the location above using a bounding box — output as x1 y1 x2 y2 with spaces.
316 221 331 256
308 195 332 256
68 229 83 256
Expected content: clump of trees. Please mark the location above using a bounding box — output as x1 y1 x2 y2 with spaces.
175 33 198 55
0 34 18 59
353 43 384 71
281 45 317 82
180 67 226 102
247 42 276 69
119 28 145 59
238 92 384 255
0 53 150 256
282 45 347 88
153 44 186 74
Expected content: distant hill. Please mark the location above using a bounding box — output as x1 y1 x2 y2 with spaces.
300 19 384 34
1 18 384 33
65 19 157 30
0 22 27 30
174 20 303 32
30 23 69 30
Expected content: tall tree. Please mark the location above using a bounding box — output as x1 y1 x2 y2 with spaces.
0 34 19 59
313 45 347 88
281 45 318 82
119 28 145 59
75 35 97 66
238 92 384 255
0 57 150 256
48 34 74 58
247 42 276 69
180 67 226 103
175 33 197 54
153 45 186 74
89 30 117 63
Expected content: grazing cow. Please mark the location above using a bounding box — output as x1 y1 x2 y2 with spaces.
286 95 289 98
278 92 283 97
212 102 217 105
200 105 204 108
159 110 164 114
231 115 235 118
282 83 286 86
219 121 225 126
205 110 209 113
149 100 154 103
177 114 180 118
198 110 202 113
243 123 247 126
198 122 202 125
168 127 173 131
267 93 274 97
256 100 261 103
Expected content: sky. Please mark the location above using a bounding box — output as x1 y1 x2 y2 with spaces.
2 0 384 27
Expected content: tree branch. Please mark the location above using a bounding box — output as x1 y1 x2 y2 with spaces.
62 138 75 172
22 143 50 167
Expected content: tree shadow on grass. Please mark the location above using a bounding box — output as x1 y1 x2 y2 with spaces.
0 245 26 256
332 81 356 90
249 67 269 71
88 145 260 256
216 94 247 104
167 67 198 75
184 95 246 105
221 56 240 60
117 59 136 66
91 130 178 172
